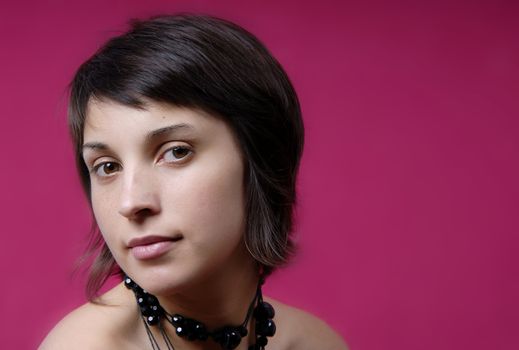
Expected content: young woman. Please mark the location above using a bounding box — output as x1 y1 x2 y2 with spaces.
40 14 347 350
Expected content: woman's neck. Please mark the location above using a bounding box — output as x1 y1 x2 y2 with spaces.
155 255 259 330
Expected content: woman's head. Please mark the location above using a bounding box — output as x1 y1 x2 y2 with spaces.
69 14 304 297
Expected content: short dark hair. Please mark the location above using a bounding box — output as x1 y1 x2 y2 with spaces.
68 14 304 298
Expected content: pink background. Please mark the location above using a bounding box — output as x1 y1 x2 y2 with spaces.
1 1 518 349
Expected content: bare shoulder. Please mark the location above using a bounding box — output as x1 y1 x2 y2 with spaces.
39 283 136 350
265 297 348 350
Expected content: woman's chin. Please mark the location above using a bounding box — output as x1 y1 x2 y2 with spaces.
132 270 203 297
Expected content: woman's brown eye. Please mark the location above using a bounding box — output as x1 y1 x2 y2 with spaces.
163 146 192 163
94 162 121 177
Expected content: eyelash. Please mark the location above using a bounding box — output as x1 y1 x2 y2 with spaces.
89 144 194 178
90 161 120 178
159 145 193 164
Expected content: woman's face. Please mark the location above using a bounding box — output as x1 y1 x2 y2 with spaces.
82 99 250 294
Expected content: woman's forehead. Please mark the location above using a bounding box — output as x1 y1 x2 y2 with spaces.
84 98 215 135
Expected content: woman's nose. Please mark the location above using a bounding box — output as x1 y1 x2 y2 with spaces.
118 169 161 220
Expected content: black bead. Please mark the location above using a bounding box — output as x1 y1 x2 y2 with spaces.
184 318 197 339
146 315 160 325
257 336 268 346
254 301 275 319
145 294 159 306
171 314 184 326
194 323 208 340
124 277 137 290
220 329 242 349
139 304 152 315
175 326 187 337
256 319 276 337
238 325 248 337
173 317 210 341
140 304 161 317
213 327 244 350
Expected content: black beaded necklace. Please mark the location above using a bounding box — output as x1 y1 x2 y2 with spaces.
124 275 276 350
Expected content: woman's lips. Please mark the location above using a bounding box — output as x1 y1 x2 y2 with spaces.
128 235 182 260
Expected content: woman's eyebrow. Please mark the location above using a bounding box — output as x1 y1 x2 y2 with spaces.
145 123 195 142
82 123 196 151
82 142 108 151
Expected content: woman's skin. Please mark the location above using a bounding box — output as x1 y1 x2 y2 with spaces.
40 99 347 350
